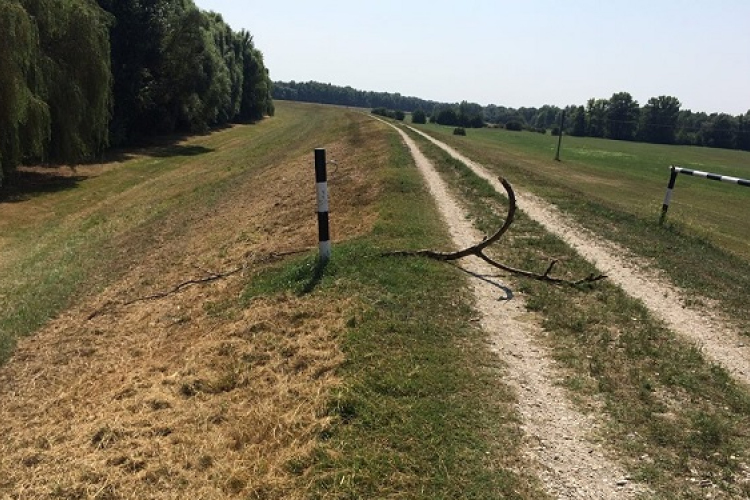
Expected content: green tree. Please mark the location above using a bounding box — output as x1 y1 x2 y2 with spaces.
638 96 681 144
569 106 587 136
22 0 112 163
737 112 750 151
700 114 737 149
238 30 273 121
411 109 427 124
0 1 49 184
606 92 639 140
586 98 607 138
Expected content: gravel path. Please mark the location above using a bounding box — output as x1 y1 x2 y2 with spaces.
408 126 750 387
382 120 646 499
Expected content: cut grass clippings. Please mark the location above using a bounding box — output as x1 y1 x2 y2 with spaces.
0 102 353 365
408 127 750 498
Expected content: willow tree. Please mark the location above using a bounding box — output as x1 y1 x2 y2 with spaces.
238 30 273 121
0 1 49 185
20 0 113 163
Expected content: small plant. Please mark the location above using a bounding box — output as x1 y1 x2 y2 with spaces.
453 127 466 136
551 126 561 136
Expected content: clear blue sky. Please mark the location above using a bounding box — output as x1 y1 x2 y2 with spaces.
193 0 750 115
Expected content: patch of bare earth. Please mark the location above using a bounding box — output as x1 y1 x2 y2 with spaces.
409 126 750 388
384 121 647 498
0 125 383 499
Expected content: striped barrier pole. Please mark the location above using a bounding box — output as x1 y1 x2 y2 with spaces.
659 166 679 225
315 148 331 261
659 165 750 224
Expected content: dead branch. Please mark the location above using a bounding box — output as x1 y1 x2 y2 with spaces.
385 177 606 287
86 248 312 320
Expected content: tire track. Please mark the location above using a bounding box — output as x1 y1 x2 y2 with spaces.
381 119 645 499
408 125 750 387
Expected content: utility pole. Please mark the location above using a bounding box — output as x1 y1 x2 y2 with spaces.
554 109 566 161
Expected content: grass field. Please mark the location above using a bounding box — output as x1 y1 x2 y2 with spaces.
415 123 750 260
4 100 750 498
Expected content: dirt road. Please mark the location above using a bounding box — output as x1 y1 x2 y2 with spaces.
381 119 647 498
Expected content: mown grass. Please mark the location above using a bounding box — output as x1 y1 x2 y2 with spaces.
409 129 750 498
1 102 548 498
0 102 360 364
242 130 547 498
410 124 750 335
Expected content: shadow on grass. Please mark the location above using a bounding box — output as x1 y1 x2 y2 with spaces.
1 144 215 203
299 258 329 295
0 170 88 203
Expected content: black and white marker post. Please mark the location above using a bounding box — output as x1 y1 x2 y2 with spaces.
315 148 331 262
659 166 679 225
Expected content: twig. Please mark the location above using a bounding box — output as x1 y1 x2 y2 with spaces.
86 247 312 320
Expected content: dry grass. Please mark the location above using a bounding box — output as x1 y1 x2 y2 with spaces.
0 112 384 498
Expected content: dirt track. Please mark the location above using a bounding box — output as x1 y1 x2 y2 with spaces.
381 119 647 498
408 125 750 388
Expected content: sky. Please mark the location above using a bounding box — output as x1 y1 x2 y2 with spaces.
193 0 750 115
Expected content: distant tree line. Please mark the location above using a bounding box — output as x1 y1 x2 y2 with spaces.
274 80 750 152
557 93 750 150
273 80 438 113
0 0 274 188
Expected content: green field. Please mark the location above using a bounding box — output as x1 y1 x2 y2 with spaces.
415 123 750 260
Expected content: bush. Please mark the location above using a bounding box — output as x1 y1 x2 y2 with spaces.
371 107 389 117
551 126 561 136
505 121 523 131
453 127 466 136
394 110 405 121
412 109 427 124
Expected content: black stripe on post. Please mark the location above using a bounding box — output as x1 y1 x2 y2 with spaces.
740 179 750 187
315 148 331 261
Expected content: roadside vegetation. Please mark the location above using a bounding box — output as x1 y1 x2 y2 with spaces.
408 127 750 498
410 123 750 335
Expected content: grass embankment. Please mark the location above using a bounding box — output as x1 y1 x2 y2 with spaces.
0 101 348 363
0 101 545 498
411 124 750 335
408 127 750 498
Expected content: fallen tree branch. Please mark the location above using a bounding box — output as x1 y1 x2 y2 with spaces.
384 177 606 287
86 248 312 320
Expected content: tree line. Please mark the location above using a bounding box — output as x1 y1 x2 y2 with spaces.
273 80 438 114
273 81 750 152
0 0 274 188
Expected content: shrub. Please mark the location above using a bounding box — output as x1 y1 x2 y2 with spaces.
551 126 561 136
371 107 389 117
411 109 427 124
453 127 466 136
394 110 405 121
505 121 523 131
